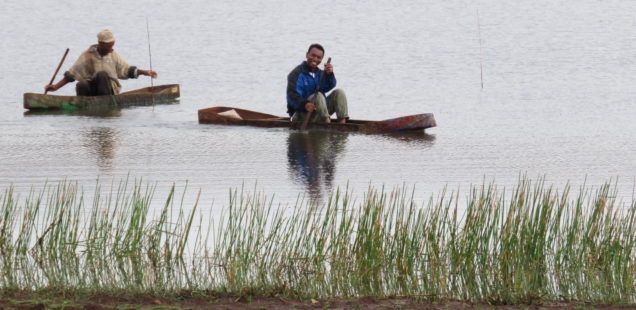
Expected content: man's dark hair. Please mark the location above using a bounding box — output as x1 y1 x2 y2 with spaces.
307 43 325 55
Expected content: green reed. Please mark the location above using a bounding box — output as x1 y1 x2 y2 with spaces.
0 178 635 303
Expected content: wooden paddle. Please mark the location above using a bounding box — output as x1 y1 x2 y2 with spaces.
45 48 70 94
301 57 331 130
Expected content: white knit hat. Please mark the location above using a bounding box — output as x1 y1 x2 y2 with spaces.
97 29 115 43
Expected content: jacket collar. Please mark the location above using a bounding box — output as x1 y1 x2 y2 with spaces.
89 44 115 58
300 61 320 73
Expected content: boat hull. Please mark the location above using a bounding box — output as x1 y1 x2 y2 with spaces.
23 84 180 110
198 106 436 133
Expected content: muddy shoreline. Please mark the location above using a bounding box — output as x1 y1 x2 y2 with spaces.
1 294 634 310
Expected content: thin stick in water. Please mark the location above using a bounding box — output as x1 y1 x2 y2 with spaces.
477 8 484 89
146 17 155 108
146 17 154 88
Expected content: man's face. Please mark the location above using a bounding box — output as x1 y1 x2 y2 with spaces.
306 47 324 70
97 41 115 55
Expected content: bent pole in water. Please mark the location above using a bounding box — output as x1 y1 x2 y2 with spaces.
146 17 155 108
44 48 70 95
146 17 154 88
477 8 484 89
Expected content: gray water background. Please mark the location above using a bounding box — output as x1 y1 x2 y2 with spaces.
1 0 635 208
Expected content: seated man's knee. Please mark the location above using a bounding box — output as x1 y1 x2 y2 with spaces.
94 71 110 80
332 88 345 95
315 98 328 109
76 81 91 96
93 71 111 84
329 89 347 103
93 71 114 95
311 92 327 103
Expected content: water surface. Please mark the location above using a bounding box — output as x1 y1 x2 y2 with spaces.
1 0 635 206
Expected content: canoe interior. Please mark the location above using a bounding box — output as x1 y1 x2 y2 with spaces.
198 106 291 128
198 106 436 133
119 84 179 95
201 106 284 120
23 84 180 110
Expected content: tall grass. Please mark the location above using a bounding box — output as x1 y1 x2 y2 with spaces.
0 178 635 303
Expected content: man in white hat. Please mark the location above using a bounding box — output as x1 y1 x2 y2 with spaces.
45 29 157 96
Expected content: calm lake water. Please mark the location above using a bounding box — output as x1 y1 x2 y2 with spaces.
1 0 635 208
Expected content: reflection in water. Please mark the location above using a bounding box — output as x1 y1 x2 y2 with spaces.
287 131 348 202
84 127 118 171
380 131 436 145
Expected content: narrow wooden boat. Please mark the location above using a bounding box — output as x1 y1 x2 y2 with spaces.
23 84 180 110
198 106 436 133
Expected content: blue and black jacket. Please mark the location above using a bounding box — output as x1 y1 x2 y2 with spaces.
286 61 337 117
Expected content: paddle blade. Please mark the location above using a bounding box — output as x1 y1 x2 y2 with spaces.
300 110 312 130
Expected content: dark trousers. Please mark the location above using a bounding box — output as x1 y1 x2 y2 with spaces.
76 71 114 96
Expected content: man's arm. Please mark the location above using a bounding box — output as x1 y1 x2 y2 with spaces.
138 69 157 78
287 69 309 112
115 66 156 79
320 73 336 93
112 51 157 79
320 63 336 93
44 77 69 92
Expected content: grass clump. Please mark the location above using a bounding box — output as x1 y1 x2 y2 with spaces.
0 178 635 304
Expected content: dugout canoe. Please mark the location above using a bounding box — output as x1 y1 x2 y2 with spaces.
23 84 180 110
198 106 436 133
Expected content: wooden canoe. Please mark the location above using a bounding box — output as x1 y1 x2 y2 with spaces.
23 84 180 110
198 106 436 133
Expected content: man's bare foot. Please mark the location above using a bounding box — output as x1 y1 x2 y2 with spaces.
325 117 331 123
338 119 346 124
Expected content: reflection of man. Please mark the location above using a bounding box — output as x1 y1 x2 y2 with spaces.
85 127 117 171
44 29 157 96
286 131 348 200
286 43 348 124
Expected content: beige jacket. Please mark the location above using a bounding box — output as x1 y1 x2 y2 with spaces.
64 45 138 94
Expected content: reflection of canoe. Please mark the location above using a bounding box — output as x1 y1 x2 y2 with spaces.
198 106 436 133
23 84 180 110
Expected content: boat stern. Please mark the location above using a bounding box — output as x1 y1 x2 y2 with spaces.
371 113 437 132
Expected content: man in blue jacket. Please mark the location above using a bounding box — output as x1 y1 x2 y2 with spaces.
286 43 348 124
